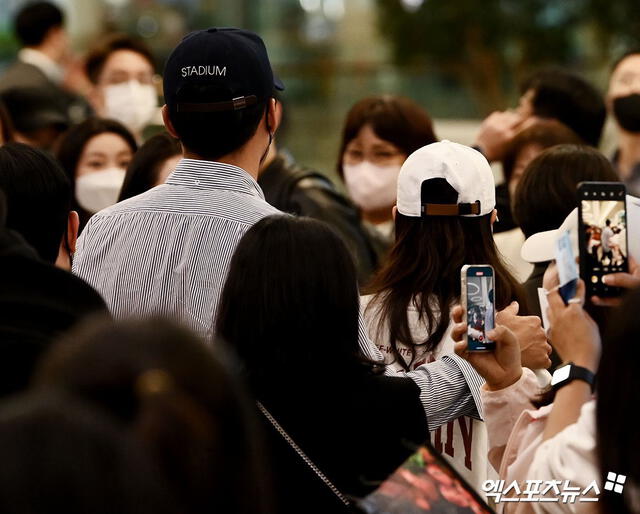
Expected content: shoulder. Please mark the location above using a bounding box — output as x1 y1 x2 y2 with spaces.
0 61 48 90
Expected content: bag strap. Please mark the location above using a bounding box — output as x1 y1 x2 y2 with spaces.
256 401 352 508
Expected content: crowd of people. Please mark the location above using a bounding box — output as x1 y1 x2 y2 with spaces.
1 2 640 513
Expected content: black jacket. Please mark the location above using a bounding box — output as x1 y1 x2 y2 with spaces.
259 155 380 285
260 374 427 513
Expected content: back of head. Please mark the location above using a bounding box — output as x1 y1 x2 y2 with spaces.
0 391 180 514
0 142 70 262
119 132 181 201
0 100 14 144
597 288 640 513
163 28 284 161
514 144 619 238
85 33 155 85
34 317 270 514
216 215 369 389
14 1 63 47
337 94 437 177
521 69 606 147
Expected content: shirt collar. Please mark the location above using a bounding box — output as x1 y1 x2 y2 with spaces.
18 48 64 84
165 158 265 199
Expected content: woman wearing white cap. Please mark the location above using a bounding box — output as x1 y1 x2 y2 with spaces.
362 140 551 495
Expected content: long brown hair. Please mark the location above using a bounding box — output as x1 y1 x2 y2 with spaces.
366 179 525 371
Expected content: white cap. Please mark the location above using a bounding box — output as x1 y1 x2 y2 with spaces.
521 194 640 263
396 140 495 218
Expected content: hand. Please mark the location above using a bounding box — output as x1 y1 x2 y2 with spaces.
592 256 640 307
496 301 552 369
451 305 523 391
546 280 601 373
473 111 533 162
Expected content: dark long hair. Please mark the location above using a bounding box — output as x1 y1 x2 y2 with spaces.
336 95 437 178
216 215 382 393
597 288 640 513
119 133 181 201
366 179 525 370
34 317 271 514
55 117 137 229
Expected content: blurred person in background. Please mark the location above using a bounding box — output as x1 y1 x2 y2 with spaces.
259 100 379 285
362 141 549 493
0 142 77 269
0 101 14 145
607 50 640 196
72 28 284 336
336 95 437 261
0 191 107 397
0 391 181 514
216 215 428 513
118 132 181 201
84 34 159 140
493 120 583 281
512 145 619 321
56 118 137 230
34 317 272 514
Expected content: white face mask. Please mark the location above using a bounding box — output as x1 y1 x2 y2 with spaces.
103 80 157 134
343 161 401 212
75 167 126 213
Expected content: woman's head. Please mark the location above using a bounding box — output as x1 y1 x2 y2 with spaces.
597 287 640 513
56 118 137 224
34 317 270 514
513 145 619 238
337 95 437 222
367 141 522 369
502 120 583 199
0 391 180 514
119 133 182 201
216 215 378 390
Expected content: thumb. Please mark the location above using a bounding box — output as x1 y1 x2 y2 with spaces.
501 301 520 318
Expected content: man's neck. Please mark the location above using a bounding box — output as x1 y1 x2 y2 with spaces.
182 150 260 180
617 130 640 179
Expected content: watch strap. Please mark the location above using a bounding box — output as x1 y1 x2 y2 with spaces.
552 362 596 392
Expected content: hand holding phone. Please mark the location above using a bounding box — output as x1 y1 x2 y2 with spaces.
461 265 496 352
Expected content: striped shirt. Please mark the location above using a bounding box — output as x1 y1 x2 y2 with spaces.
73 158 482 428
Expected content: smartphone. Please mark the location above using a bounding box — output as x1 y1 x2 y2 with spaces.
461 265 496 352
578 182 628 297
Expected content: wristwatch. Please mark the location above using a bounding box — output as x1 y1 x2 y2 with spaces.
550 362 596 392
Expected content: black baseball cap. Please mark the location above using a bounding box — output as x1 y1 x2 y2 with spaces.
163 27 284 114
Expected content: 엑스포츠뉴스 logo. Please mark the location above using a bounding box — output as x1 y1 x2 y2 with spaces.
604 472 626 494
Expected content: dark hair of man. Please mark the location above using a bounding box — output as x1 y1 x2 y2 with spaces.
55 117 137 228
336 95 437 178
85 33 155 84
216 215 383 392
119 132 181 201
0 391 182 514
610 49 640 73
34 317 271 514
366 178 525 370
513 145 619 238
0 142 70 263
168 84 270 161
502 119 583 185
0 100 14 144
520 69 606 147
14 1 63 47
597 288 640 514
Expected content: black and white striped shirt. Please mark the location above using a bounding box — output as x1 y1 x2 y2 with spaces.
73 158 482 428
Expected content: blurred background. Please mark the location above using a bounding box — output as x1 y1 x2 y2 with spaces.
1 0 639 178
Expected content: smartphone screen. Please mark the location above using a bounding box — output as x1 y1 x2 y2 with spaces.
463 265 495 352
578 182 628 297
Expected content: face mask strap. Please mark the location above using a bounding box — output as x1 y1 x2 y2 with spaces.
259 100 274 166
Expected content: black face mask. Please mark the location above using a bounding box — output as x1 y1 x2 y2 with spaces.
613 94 640 133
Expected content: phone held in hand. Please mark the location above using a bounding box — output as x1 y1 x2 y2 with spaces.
577 182 628 297
461 265 496 352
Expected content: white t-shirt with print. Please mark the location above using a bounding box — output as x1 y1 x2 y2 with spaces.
361 294 497 498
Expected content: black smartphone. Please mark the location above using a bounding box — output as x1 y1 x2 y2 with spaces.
461 265 496 352
578 182 628 297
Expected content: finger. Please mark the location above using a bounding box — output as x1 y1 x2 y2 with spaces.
451 322 467 343
451 305 464 324
454 340 469 358
591 295 621 308
546 286 566 315
504 301 519 317
487 325 515 345
603 272 640 290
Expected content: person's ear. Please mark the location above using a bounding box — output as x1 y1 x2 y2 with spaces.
55 211 79 270
162 105 180 139
267 97 280 135
490 208 498 226
392 205 397 221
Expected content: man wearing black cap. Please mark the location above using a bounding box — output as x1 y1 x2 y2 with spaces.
73 28 283 334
